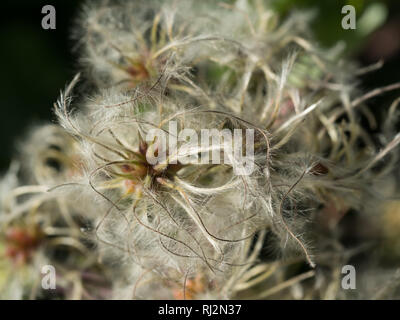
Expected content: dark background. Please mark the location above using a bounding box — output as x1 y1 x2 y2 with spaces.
0 0 399 171
0 1 79 170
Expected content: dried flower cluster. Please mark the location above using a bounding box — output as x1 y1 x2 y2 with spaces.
1 0 400 300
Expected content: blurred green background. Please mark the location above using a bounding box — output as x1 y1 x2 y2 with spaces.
0 0 399 171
